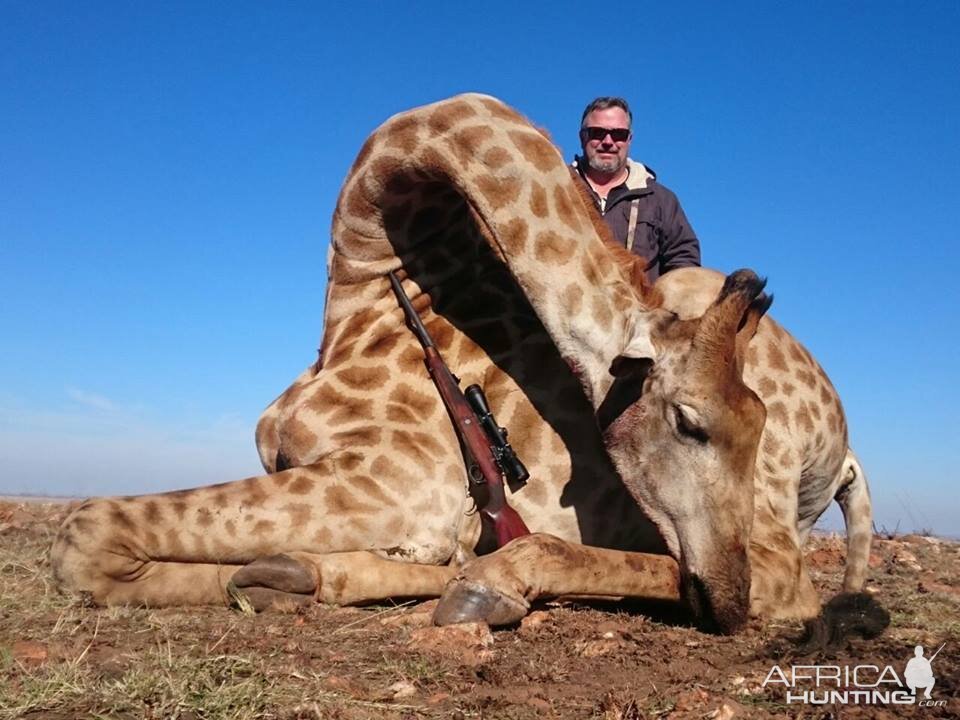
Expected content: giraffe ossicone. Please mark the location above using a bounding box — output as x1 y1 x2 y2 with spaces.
51 94 875 635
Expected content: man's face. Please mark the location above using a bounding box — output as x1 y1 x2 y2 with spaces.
580 107 632 175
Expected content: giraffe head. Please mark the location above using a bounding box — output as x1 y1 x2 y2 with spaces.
599 270 771 633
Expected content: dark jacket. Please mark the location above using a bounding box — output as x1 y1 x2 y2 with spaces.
573 158 700 283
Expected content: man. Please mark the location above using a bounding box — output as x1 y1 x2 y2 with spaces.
573 97 700 283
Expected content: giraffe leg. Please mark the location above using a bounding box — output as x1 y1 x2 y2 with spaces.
433 533 680 626
227 551 457 611
51 451 469 607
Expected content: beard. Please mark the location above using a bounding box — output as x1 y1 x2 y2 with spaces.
587 152 626 174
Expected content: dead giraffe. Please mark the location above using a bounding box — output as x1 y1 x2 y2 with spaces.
51 94 870 634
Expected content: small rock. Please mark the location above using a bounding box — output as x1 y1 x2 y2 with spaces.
426 692 450 705
12 641 48 666
519 610 551 631
407 622 495 666
893 548 922 572
389 680 416 699
574 638 621 658
674 688 709 711
710 698 747 719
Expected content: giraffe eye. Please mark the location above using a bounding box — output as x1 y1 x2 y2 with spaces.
674 404 709 444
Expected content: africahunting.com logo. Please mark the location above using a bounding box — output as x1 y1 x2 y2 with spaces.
763 643 947 707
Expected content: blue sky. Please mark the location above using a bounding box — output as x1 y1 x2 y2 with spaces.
1 2 958 535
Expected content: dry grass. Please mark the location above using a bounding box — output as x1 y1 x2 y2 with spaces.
2 504 959 719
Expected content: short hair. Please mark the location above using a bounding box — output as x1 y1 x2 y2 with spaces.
580 97 633 129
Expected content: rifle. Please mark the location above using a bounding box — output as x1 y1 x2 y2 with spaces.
388 271 531 549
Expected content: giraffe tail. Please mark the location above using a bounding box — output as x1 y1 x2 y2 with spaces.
835 448 874 592
798 449 888 651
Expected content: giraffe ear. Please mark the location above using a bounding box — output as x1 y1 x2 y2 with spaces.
610 322 657 377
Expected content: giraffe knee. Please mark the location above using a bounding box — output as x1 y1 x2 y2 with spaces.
51 499 148 604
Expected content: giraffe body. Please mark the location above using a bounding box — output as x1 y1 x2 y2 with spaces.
52 94 871 632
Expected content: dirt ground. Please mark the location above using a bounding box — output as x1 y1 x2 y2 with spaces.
1 501 958 719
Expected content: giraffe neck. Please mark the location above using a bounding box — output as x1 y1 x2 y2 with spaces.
330 93 646 407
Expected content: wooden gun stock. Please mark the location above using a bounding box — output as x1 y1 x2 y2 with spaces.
388 271 530 548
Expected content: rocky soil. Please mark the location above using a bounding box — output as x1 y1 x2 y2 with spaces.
1 500 957 719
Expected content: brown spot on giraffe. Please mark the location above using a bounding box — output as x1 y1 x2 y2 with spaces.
445 125 494 168
427 100 477 135
478 96 525 123
592 295 614 332
347 476 393 505
383 116 421 153
391 429 434 472
335 365 390 392
781 381 796 397
529 181 548 218
325 485 379 514
252 519 275 535
766 341 788 371
508 129 558 172
330 427 382 448
756 376 777 399
500 217 529 256
475 173 522 211
310 384 375 424
388 383 438 420
533 230 575 265
795 368 817 390
196 508 214 528
280 416 319 454
767 401 789 429
483 145 511 170
762 433 782 457
553 184 582 233
143 501 161 525
288 474 315 496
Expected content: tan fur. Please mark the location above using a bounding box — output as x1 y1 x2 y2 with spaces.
51 94 864 631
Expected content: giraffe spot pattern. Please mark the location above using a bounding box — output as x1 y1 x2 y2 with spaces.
766 341 788 371
553 184 582 233
427 100 477 135
767 401 789 429
335 365 391 392
311 384 375 425
330 427 382 447
500 217 529 256
478 97 525 124
533 230 575 265
384 116 421 153
757 376 777 399
508 129 558 172
445 124 495 169
529 181 548 217
289 475 315 495
196 507 214 528
388 383 439 420
281 502 312 528
794 404 815 434
795 368 817 389
475 173 522 211
325 485 379 514
483 146 512 170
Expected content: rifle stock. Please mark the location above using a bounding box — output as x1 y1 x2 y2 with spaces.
388 272 531 548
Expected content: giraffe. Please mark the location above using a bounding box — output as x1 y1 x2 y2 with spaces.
51 94 870 634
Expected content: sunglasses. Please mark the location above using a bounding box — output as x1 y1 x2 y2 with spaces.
581 126 631 143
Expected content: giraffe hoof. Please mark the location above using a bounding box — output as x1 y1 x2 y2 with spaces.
227 554 316 612
433 579 529 627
